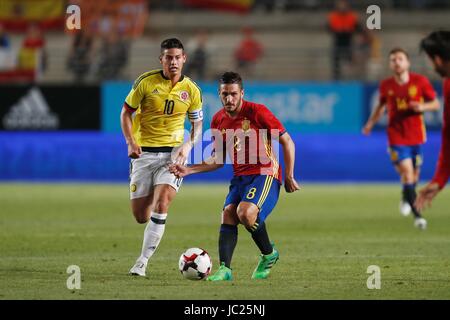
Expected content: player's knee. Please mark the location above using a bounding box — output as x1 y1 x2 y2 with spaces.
222 206 239 225
237 209 257 228
153 198 170 213
135 216 149 224
133 210 150 224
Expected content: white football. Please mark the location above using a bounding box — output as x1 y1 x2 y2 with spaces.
179 247 212 280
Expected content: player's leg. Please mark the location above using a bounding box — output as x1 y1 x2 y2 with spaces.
139 156 184 260
238 175 281 279
129 153 180 276
130 192 154 224
128 154 158 276
412 145 423 187
390 146 413 216
207 179 241 281
412 146 427 229
219 204 239 269
397 157 426 228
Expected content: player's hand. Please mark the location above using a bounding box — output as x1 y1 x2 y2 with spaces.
128 142 142 159
415 182 441 211
168 163 190 178
362 124 372 136
409 101 424 113
173 142 192 164
284 176 300 193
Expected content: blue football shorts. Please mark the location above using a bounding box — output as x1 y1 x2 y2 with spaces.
223 174 281 224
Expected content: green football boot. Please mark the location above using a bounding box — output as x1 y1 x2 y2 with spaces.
207 262 233 281
251 244 279 280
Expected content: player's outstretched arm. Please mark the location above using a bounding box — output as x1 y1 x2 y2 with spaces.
173 120 203 164
120 106 142 159
169 157 224 178
409 98 440 113
279 132 300 193
362 103 385 135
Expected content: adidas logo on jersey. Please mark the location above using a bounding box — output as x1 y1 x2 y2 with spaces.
152 88 159 94
2 87 59 129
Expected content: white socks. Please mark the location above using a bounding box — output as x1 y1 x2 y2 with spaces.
138 212 167 265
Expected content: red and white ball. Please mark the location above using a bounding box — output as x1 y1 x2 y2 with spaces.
178 247 212 280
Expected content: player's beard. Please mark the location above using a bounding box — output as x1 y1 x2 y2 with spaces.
224 96 242 115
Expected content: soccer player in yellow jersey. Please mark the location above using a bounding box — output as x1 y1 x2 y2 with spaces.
120 38 203 276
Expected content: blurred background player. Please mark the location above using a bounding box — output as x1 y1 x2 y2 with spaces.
120 38 203 277
170 71 299 281
362 48 439 229
416 31 450 211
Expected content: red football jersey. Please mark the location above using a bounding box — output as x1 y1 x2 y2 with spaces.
379 73 437 146
211 100 286 182
432 78 450 189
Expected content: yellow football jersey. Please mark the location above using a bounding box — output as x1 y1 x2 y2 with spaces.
125 69 203 147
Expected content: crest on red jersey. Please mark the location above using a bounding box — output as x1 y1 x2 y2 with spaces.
408 85 417 98
242 119 251 133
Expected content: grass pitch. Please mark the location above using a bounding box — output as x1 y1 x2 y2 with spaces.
0 183 449 300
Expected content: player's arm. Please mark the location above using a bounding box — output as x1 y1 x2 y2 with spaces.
411 76 440 113
121 77 145 159
169 156 224 178
416 118 450 210
170 123 224 178
410 98 440 113
279 132 300 193
362 102 386 135
173 85 204 164
173 120 203 164
120 104 142 159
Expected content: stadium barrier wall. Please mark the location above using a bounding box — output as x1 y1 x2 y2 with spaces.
0 85 101 130
0 132 442 182
102 81 364 133
0 81 445 182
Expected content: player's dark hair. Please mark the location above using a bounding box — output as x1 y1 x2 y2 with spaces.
389 47 409 59
219 71 244 89
160 38 184 53
420 31 450 61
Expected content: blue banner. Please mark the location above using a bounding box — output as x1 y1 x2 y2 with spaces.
0 132 442 182
102 81 364 134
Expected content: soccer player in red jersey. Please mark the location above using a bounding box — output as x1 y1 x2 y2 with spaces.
170 71 300 280
362 48 439 229
416 31 450 211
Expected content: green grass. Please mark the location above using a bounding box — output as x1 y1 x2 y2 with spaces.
0 183 449 300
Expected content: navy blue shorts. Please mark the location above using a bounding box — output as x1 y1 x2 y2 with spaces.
388 145 423 168
224 175 281 224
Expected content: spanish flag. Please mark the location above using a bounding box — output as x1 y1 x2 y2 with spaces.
183 0 254 13
0 0 65 31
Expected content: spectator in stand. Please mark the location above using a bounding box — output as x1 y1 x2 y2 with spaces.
185 29 211 80
0 23 13 70
96 32 129 80
0 23 11 49
234 27 264 78
18 23 47 75
67 30 94 83
327 0 360 80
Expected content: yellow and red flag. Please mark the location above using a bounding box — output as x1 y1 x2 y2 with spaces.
183 0 254 13
0 0 65 31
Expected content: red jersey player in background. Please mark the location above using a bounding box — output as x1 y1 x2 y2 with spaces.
170 71 299 281
362 48 439 229
416 31 450 211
